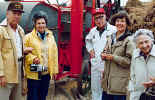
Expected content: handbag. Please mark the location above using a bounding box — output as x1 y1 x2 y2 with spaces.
139 86 155 100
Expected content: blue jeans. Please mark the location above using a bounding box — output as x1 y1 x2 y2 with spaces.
27 74 50 100
102 91 126 100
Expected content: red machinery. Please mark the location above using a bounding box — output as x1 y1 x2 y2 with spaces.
53 0 93 80
56 0 84 80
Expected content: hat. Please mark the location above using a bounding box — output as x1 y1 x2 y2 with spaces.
134 29 154 39
7 2 24 13
109 10 131 26
92 8 105 15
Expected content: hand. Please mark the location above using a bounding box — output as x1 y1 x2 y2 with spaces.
24 47 33 55
101 53 106 60
52 74 57 80
0 76 7 87
101 53 113 61
105 54 113 61
22 78 28 96
142 81 154 88
89 50 95 58
33 57 40 64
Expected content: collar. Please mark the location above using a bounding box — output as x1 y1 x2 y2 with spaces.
116 30 131 41
134 45 155 58
104 23 117 36
96 24 108 37
148 45 155 57
140 51 148 60
9 24 18 33
0 18 7 26
96 23 107 32
37 31 48 40
0 18 20 30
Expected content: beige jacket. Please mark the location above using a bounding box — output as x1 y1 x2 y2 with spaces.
0 19 25 83
102 31 135 95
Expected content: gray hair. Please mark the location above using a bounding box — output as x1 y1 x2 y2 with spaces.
134 29 154 43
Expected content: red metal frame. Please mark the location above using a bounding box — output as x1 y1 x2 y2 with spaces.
70 0 83 74
56 0 85 80
92 0 96 27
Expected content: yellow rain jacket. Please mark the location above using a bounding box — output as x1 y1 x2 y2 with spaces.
24 28 58 80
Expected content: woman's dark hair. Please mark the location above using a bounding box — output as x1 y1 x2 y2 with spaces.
109 11 131 26
33 11 48 25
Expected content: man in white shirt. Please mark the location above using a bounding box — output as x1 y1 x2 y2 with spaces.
85 8 117 100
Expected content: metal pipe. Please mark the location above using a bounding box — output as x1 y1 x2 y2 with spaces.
70 0 83 74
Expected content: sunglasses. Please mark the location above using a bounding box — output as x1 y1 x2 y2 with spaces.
95 16 104 20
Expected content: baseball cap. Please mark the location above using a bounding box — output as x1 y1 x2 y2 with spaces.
7 2 24 13
92 8 105 15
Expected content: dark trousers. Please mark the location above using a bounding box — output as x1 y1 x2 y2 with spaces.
27 74 50 100
102 91 126 100
139 92 155 100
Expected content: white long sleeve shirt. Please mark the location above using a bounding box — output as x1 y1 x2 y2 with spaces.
85 23 117 71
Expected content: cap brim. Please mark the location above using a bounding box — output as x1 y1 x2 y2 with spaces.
93 13 105 16
12 9 24 13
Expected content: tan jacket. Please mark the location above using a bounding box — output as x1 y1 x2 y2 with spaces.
102 31 135 95
0 19 25 83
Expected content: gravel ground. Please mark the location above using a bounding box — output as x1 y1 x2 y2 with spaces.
47 79 91 100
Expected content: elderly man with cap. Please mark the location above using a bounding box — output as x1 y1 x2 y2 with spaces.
85 8 117 100
128 29 155 100
0 2 26 100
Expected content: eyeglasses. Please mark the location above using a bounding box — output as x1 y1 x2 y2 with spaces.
95 16 104 21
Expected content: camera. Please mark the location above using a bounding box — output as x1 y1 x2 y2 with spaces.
30 64 48 72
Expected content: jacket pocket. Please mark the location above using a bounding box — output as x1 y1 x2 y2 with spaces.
92 37 97 43
2 36 12 49
102 76 108 91
109 75 129 94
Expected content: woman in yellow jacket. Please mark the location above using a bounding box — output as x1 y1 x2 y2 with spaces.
24 12 58 100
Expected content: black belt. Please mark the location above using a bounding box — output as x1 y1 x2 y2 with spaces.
18 56 24 62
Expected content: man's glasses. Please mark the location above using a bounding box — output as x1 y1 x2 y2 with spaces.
95 16 104 21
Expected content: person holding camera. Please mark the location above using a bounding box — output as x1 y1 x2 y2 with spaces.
24 11 58 100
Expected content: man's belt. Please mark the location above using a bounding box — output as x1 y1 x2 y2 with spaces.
18 56 24 62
